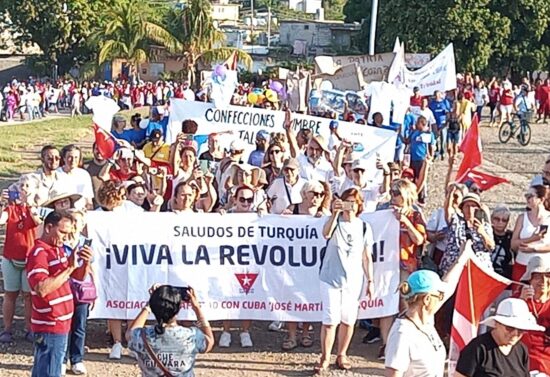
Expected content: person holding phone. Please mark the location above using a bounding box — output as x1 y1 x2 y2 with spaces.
126 285 214 377
0 175 42 344
511 185 550 289
315 188 374 373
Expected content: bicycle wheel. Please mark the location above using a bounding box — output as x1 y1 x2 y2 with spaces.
498 122 513 143
518 121 532 146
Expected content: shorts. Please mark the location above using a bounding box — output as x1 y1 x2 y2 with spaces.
447 130 461 144
500 104 513 117
320 280 362 326
1 257 31 292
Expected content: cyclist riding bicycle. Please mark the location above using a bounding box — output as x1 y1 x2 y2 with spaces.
514 86 535 121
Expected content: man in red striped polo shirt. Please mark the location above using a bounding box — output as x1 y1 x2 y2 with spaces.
26 211 93 377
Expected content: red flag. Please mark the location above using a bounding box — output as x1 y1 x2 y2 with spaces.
456 114 482 181
93 123 117 159
448 252 511 375
224 51 238 70
459 168 509 191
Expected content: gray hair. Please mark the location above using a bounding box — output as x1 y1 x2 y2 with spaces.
492 204 510 218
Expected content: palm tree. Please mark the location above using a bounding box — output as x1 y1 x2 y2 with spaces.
164 0 253 86
96 0 181 79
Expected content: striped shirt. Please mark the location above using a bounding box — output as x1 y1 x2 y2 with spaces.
26 239 74 334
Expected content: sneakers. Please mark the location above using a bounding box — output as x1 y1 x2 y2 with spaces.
268 321 283 332
71 362 87 375
109 342 123 359
240 332 253 348
362 327 381 344
61 364 67 376
377 344 386 360
0 330 13 343
218 331 231 348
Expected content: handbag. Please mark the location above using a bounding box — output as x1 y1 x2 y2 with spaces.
141 329 174 377
70 274 97 304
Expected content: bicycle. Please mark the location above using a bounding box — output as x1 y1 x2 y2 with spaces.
498 112 532 146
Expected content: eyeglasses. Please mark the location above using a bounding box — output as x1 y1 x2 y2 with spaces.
503 325 526 335
390 189 402 197
310 191 325 198
429 292 444 301
238 197 254 204
308 147 323 153
492 217 509 223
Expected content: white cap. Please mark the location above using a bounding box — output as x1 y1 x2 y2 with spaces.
230 139 246 152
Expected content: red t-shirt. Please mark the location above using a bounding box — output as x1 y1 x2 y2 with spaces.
400 210 427 272
522 298 550 374
110 169 137 181
410 95 423 107
26 240 74 334
500 89 514 105
489 87 500 103
2 204 37 261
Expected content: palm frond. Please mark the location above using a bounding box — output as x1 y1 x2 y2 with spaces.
200 48 253 70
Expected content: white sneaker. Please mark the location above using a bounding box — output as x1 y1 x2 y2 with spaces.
71 362 87 375
240 331 253 348
268 321 283 332
109 342 123 359
61 364 67 376
218 331 231 348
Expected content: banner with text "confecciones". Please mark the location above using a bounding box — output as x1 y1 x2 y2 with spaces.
87 210 400 321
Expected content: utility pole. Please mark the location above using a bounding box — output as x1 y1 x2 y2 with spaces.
251 0 254 54
368 0 378 55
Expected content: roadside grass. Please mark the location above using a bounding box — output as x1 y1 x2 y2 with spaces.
0 107 150 180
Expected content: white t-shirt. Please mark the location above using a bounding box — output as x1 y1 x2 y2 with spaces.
418 108 436 127
426 207 449 251
297 153 332 183
267 177 307 214
55 167 94 208
385 317 446 377
474 87 488 107
336 176 380 213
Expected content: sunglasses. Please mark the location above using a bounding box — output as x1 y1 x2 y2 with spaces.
310 191 325 198
238 197 254 204
231 149 244 154
353 168 365 173
390 189 402 197
270 149 282 155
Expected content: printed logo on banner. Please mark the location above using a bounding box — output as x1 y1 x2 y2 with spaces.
234 272 258 294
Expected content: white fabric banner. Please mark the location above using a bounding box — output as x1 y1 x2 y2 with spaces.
167 100 396 180
88 211 400 321
388 44 457 96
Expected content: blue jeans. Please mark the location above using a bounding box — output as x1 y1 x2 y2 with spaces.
436 126 448 157
32 332 69 377
64 303 89 364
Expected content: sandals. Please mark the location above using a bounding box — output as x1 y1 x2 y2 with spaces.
301 333 313 348
282 337 298 351
313 359 330 374
336 355 352 370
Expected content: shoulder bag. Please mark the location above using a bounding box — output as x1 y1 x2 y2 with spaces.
141 329 174 377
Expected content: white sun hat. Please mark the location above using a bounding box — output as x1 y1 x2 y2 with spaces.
479 298 545 332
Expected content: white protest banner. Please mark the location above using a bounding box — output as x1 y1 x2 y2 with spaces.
404 53 431 69
312 63 364 91
88 211 400 321
315 53 395 83
388 43 457 96
167 100 396 181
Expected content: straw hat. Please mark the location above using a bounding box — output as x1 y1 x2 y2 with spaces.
479 298 545 332
43 184 82 208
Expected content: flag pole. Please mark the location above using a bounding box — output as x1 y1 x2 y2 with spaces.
466 259 476 332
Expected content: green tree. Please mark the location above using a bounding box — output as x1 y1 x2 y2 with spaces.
96 0 180 79
0 0 106 75
164 0 253 85
344 0 549 75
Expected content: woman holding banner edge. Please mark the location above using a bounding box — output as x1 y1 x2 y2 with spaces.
315 187 374 373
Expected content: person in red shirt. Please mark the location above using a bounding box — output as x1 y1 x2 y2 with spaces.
410 87 423 108
0 176 41 344
518 255 550 375
537 79 550 124
499 83 515 126
26 211 92 377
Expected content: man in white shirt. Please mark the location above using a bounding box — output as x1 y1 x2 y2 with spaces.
56 145 94 209
267 158 307 214
345 159 384 213
417 98 436 131
33 145 61 204
296 135 333 182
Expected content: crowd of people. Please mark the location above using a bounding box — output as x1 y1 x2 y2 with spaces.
0 71 549 377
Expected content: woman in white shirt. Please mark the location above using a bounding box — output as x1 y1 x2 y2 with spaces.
511 185 550 288
385 244 472 377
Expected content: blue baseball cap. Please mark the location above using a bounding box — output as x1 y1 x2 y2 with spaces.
256 130 270 141
406 270 447 297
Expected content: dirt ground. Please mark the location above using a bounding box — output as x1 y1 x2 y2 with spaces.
0 117 549 376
